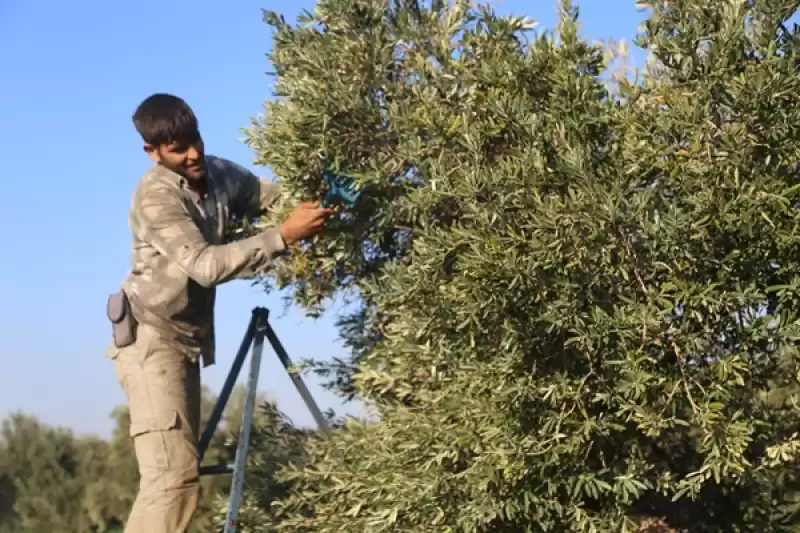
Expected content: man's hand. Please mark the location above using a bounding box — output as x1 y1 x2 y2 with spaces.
278 201 335 245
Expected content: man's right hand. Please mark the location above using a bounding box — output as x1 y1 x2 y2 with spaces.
278 201 335 245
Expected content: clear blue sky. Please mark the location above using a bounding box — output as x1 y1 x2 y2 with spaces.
0 0 647 437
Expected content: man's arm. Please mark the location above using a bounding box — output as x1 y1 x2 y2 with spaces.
134 181 286 288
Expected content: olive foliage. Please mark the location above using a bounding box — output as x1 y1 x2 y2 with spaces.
241 0 800 531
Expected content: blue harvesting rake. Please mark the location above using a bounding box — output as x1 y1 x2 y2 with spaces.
320 169 364 207
230 169 363 236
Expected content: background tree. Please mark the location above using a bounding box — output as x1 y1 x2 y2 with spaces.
0 384 280 532
239 0 800 531
0 412 102 532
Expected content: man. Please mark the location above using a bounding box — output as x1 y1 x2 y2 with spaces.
105 93 333 533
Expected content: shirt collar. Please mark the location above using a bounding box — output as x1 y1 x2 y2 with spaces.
153 156 213 191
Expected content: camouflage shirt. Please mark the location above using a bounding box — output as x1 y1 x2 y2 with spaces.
119 155 286 367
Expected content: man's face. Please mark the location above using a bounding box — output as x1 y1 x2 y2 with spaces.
144 133 206 181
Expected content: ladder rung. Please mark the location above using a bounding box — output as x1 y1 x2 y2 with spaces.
200 463 233 476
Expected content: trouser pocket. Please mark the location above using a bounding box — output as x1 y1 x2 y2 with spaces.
130 410 181 470
115 339 201 481
127 409 201 533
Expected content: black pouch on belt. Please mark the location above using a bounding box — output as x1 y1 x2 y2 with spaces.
107 289 138 348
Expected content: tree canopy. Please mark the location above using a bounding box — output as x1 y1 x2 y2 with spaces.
239 0 800 531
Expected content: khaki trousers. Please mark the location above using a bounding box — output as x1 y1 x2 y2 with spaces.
111 326 202 533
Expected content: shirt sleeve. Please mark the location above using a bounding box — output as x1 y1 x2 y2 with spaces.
133 181 286 288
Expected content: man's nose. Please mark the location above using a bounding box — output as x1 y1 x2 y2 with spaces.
186 144 200 160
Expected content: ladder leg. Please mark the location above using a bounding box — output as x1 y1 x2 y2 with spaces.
264 322 330 434
223 314 267 533
198 310 258 462
197 306 330 530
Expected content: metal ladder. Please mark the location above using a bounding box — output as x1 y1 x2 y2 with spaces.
196 307 330 533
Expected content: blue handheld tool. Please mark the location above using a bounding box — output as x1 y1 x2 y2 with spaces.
320 169 364 208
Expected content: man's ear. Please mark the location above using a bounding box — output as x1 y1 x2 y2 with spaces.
142 143 161 163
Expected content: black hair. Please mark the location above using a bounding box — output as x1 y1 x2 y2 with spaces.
132 93 199 146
